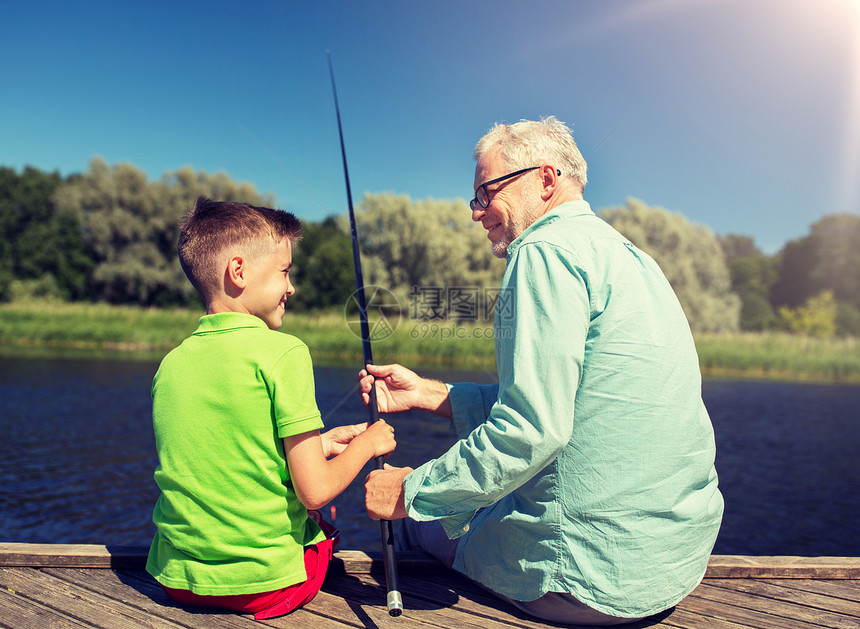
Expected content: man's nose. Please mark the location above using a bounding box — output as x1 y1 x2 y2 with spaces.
471 203 486 222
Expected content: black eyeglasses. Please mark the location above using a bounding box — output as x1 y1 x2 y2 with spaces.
470 167 539 211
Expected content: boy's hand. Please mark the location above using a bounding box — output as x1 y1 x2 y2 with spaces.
321 423 370 458
355 418 397 459
358 363 423 413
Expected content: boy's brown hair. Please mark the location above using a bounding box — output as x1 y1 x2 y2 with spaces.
178 196 302 301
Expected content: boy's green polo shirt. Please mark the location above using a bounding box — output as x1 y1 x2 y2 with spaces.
147 312 325 595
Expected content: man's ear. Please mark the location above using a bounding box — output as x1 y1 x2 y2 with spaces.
538 164 559 201
225 255 247 290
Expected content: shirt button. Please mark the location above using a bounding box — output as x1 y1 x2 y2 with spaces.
462 524 470 533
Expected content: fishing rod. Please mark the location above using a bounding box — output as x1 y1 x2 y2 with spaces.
326 50 403 618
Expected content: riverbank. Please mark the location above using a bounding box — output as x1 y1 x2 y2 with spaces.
1 300 859 382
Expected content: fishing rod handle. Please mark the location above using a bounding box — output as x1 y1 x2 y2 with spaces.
378 515 402 616
387 590 404 616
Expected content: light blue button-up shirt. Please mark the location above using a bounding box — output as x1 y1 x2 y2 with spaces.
402 201 723 618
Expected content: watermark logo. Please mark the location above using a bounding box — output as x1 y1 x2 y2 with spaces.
409 286 513 321
342 285 513 343
409 321 512 341
343 285 402 341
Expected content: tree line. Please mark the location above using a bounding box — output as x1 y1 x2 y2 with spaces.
2 160 858 336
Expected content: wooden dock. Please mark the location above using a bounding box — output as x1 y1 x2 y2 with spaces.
1 544 858 628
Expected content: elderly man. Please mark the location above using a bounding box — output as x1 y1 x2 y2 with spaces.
360 116 723 625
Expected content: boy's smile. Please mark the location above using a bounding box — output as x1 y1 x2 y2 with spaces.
241 238 295 330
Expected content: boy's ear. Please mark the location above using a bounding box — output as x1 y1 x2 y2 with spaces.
225 255 248 290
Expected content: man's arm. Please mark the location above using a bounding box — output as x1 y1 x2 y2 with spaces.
360 367 500 521
399 243 589 535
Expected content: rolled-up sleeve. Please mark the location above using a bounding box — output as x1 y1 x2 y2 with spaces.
403 242 590 538
447 382 499 438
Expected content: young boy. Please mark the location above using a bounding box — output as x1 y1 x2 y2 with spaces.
146 197 396 619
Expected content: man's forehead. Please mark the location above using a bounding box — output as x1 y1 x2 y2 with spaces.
474 145 503 187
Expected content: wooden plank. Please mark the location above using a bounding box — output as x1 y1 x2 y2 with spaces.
648 606 757 629
707 578 860 618
706 556 860 579
0 543 441 574
351 570 685 629
10 564 860 629
681 587 830 629
694 581 860 629
47 567 357 629
3 544 860 629
327 570 519 629
115 566 441 629
331 550 443 575
397 572 715 629
334 571 538 629
286 572 439 629
3 544 859 579
392 572 560 629
0 586 91 629
47 564 455 629
0 567 189 629
44 567 265 629
0 543 147 569
294 574 426 629
763 578 860 603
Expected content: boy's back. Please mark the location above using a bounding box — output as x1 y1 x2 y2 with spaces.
146 197 395 616
148 311 326 595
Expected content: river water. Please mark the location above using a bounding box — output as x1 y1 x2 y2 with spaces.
1 355 858 556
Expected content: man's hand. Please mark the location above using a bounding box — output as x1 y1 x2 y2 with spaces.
365 464 413 520
359 363 452 417
358 364 422 413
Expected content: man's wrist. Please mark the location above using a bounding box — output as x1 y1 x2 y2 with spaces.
394 467 413 519
418 378 452 417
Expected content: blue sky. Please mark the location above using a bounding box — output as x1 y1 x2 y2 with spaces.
2 0 858 253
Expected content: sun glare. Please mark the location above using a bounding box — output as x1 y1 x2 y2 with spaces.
835 0 860 213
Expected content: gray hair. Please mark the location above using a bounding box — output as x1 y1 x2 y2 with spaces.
473 116 587 191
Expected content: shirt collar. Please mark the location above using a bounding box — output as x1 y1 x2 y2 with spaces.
194 312 268 335
506 200 594 260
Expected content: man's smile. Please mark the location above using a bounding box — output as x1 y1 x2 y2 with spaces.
484 221 502 235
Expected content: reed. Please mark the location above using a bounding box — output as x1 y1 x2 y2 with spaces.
0 300 199 352
694 332 860 383
2 301 858 382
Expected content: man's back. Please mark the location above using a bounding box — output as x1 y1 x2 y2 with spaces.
453 200 723 617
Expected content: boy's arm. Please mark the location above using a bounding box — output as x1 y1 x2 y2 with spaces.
285 420 395 511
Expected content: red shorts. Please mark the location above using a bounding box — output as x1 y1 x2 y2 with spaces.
162 517 339 620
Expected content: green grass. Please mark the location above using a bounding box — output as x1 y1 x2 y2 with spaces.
694 332 860 383
0 300 200 353
2 300 859 382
